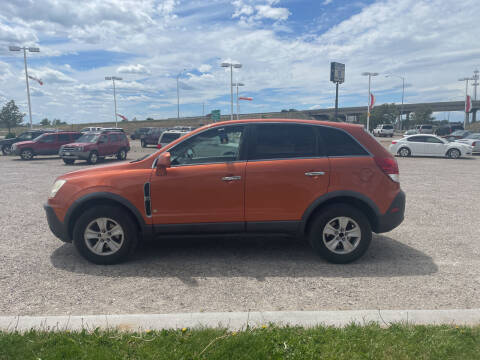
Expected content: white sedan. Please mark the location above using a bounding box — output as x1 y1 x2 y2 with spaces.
389 134 473 159
455 133 480 153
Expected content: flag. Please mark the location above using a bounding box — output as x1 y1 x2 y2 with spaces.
369 93 375 110
238 97 253 101
116 113 128 121
28 75 43 86
466 95 472 113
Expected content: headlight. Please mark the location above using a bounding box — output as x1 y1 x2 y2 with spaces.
49 179 66 199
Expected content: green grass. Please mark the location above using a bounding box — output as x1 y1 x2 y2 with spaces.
1 324 479 360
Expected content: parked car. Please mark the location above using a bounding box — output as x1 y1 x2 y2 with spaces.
44 119 405 265
157 129 190 149
403 129 417 136
455 133 480 153
140 127 165 147
435 124 464 136
101 127 125 133
59 131 130 165
12 132 82 160
80 127 103 133
373 124 394 137
415 124 434 134
389 134 473 159
444 130 471 141
0 129 54 155
131 127 153 140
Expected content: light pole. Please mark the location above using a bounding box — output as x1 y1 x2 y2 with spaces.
105 76 122 128
459 77 474 127
472 70 479 123
221 62 242 120
232 82 244 120
176 69 186 119
362 72 378 132
386 74 405 130
9 46 40 128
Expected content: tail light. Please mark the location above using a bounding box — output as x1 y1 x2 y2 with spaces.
391 140 397 144
157 144 162 149
473 142 477 147
375 157 399 183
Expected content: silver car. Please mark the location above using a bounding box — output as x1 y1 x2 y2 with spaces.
456 133 480 153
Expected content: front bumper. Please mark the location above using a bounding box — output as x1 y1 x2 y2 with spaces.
44 204 71 242
59 150 90 160
375 190 406 233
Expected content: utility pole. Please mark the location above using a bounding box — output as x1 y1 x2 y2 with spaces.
105 76 122 127
9 46 40 128
330 62 345 122
362 72 378 131
472 69 479 123
459 77 474 127
221 62 242 120
232 82 244 120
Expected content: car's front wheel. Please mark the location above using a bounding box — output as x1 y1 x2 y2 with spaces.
141 139 146 148
72 205 138 264
308 204 372 263
63 158 75 165
447 148 461 159
87 151 98 164
1 144 12 155
20 149 34 160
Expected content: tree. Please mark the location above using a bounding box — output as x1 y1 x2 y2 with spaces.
51 118 67 126
358 103 399 131
0 100 25 135
146 117 154 121
410 105 434 126
40 118 50 126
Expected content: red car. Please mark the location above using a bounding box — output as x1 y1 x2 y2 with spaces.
12 132 82 160
59 131 130 165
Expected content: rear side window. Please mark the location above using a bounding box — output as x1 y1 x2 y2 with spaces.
58 133 70 142
407 136 426 142
383 125 393 129
161 133 181 143
319 127 369 157
109 134 118 142
249 124 317 160
422 125 432 129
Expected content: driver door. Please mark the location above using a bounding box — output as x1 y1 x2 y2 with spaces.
149 125 247 232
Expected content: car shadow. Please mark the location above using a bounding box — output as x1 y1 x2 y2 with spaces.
67 158 123 167
12 156 61 161
50 235 438 284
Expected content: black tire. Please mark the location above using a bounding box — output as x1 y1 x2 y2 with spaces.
141 139 146 148
397 147 411 157
447 148 461 159
87 151 98 164
20 148 34 160
1 144 12 155
63 158 75 165
308 204 372 264
72 205 138 265
390 134 393 137
116 148 127 160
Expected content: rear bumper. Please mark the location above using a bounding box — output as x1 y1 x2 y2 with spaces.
44 204 71 242
375 190 406 233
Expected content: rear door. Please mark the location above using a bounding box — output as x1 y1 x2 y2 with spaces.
244 123 330 228
97 135 109 156
108 133 119 155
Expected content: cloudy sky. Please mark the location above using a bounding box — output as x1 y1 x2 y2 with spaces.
0 0 478 124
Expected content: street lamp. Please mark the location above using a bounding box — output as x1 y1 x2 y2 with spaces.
176 69 186 119
361 72 378 132
9 45 40 128
232 82 244 120
221 62 242 120
386 74 406 130
459 77 474 127
105 76 122 128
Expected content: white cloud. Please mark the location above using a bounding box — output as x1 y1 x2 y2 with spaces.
30 68 76 84
323 0 333 5
232 0 290 22
117 64 151 74
254 4 290 21
198 64 212 73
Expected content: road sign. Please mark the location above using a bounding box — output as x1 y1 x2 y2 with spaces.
330 62 345 84
211 110 221 122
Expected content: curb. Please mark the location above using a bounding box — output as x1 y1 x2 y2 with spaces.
1 309 480 332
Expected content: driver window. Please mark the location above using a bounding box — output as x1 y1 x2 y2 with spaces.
169 125 244 166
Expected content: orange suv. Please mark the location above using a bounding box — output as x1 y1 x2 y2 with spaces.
44 119 405 264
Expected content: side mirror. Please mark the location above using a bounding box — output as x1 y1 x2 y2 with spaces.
156 152 171 176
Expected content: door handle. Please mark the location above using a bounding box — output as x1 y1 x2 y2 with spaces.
305 171 326 176
222 176 241 181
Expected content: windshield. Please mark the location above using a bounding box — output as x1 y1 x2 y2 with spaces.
76 134 100 143
161 133 181 143
18 132 35 140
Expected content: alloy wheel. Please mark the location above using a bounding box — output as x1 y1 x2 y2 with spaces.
84 217 124 256
322 216 362 255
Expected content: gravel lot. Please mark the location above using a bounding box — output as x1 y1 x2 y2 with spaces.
1 139 480 316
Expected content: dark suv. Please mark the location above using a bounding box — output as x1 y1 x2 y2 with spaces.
12 132 82 160
141 127 165 147
131 127 153 140
59 131 130 165
1 130 54 155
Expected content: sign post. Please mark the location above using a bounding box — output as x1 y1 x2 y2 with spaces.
330 62 345 122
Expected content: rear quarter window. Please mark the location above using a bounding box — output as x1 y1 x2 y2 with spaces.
319 127 369 157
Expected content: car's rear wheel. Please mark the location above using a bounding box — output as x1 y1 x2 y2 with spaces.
20 149 34 160
141 139 146 148
1 144 12 155
87 151 98 164
308 204 372 263
72 205 138 264
116 148 127 160
398 147 411 157
447 148 461 159
63 158 75 165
